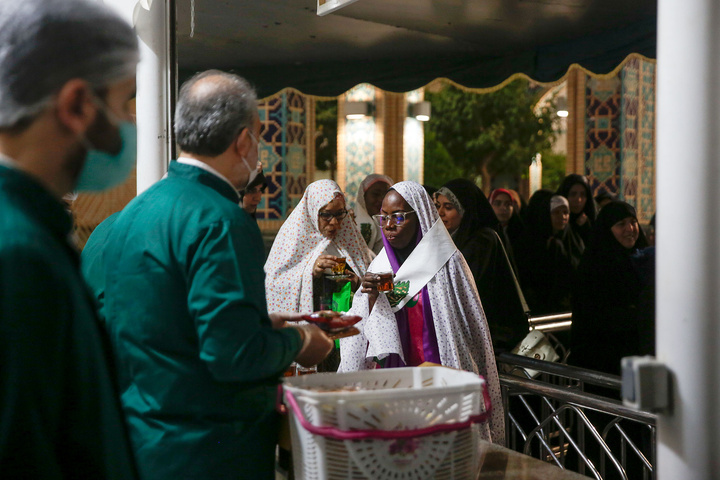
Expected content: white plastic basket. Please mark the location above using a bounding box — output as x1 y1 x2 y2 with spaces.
282 366 492 480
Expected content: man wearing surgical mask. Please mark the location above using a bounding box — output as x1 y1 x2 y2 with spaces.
0 0 139 477
96 70 333 480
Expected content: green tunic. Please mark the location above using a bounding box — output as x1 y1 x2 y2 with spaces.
81 211 119 321
101 161 302 480
0 165 138 479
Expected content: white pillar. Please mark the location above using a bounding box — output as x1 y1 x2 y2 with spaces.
656 0 720 477
133 0 173 194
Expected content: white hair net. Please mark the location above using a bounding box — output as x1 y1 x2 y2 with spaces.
0 0 139 128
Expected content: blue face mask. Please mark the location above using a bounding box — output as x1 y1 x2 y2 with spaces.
75 103 137 192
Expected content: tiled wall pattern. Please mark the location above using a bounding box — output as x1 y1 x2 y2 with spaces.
341 84 377 211
256 90 309 228
584 58 655 222
620 58 656 223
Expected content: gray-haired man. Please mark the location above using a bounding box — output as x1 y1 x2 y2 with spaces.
0 0 139 477
94 70 333 479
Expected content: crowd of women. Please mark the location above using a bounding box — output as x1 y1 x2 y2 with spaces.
262 172 655 389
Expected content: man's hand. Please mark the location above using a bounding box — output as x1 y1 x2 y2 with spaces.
269 312 306 329
294 324 334 367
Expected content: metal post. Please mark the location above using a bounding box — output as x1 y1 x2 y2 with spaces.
133 0 174 194
656 0 720 477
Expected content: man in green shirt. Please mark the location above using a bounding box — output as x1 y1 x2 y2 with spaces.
0 0 139 477
98 71 333 480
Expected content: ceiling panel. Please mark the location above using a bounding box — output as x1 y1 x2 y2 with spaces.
173 0 656 96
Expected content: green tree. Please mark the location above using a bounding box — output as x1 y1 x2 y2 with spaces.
424 80 558 193
315 100 337 173
423 130 467 188
541 152 567 191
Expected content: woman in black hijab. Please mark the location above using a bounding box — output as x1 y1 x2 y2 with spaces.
434 179 528 351
518 189 585 316
571 201 650 375
556 174 596 244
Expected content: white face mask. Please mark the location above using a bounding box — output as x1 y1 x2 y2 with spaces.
241 131 261 189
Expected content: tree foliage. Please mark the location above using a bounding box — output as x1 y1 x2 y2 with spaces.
423 130 467 188
315 100 337 172
424 80 558 190
540 152 567 191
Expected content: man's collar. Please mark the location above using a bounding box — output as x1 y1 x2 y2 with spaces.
176 156 237 193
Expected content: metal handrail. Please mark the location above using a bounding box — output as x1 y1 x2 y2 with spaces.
499 374 656 425
527 312 572 332
499 352 656 479
497 352 622 390
528 312 573 326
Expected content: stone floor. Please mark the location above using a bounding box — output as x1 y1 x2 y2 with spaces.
275 440 591 479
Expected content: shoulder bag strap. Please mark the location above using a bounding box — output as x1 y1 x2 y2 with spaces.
492 229 530 315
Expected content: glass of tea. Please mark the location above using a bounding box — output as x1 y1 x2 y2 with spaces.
376 271 394 292
331 257 347 275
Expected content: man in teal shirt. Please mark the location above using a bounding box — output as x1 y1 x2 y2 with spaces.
98 71 333 479
0 0 139 477
82 211 120 321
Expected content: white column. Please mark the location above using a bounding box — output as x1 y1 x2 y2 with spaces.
133 0 172 194
656 0 720 477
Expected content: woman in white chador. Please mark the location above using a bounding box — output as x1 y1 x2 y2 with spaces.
264 179 371 314
339 181 505 444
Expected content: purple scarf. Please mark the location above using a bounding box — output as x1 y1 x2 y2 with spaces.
381 228 441 367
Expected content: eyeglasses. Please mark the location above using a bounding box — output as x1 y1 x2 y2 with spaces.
372 211 415 227
318 210 348 222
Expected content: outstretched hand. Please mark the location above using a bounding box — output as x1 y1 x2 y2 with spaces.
269 312 306 329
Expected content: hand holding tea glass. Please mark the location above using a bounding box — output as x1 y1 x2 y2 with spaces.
361 271 395 294
312 255 346 277
375 271 394 292
361 271 394 312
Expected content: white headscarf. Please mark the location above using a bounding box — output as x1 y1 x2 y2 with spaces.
265 180 372 314
354 174 393 254
339 181 505 445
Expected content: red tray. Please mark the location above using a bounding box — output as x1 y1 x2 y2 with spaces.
301 311 362 334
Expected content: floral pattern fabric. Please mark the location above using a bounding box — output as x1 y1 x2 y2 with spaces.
264 180 371 314
339 181 505 445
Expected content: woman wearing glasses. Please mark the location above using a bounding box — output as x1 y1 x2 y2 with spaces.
338 181 505 445
264 179 371 315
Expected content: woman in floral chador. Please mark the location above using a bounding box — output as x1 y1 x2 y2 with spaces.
339 181 504 445
264 179 371 314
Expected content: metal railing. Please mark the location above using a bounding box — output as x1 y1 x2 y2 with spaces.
527 311 573 333
497 352 656 480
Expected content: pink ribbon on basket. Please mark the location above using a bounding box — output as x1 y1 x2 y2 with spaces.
280 382 493 441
